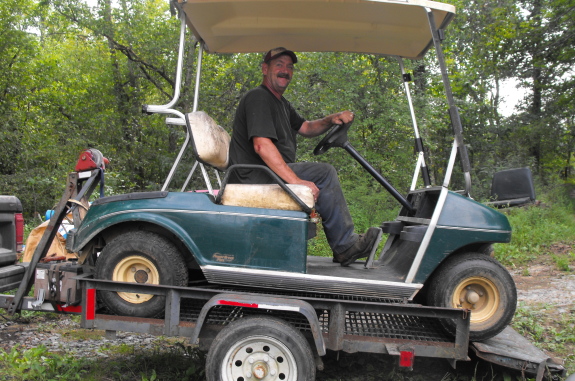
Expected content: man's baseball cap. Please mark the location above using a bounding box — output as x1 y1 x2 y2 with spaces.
263 47 298 64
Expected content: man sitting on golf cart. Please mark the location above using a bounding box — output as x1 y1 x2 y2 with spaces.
228 47 379 266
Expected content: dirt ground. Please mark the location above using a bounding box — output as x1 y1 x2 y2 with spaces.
512 244 575 312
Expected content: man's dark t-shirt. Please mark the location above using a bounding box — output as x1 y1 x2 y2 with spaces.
228 85 306 184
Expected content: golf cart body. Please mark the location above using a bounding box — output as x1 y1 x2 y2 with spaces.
69 0 515 341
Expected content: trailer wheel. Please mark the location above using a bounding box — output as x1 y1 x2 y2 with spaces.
95 231 188 317
427 252 516 341
205 315 315 381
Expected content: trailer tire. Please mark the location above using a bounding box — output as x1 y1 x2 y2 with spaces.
427 252 516 341
95 231 188 318
205 315 315 381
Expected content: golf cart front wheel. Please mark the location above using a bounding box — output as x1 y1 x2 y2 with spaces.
205 316 315 381
427 252 517 341
95 231 188 317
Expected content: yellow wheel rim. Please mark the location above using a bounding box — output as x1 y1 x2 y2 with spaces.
452 276 499 324
112 255 160 304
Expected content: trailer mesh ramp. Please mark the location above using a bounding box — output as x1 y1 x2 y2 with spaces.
179 299 453 343
341 311 452 342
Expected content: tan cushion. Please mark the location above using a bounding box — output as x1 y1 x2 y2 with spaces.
221 184 314 211
187 111 230 171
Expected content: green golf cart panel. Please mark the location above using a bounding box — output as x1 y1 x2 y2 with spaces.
72 192 309 273
414 191 512 283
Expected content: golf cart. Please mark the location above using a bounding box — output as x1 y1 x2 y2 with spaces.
65 0 516 343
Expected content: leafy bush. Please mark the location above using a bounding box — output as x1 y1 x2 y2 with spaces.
0 345 86 380
494 186 575 268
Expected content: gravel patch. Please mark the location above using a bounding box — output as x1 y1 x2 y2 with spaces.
0 316 165 358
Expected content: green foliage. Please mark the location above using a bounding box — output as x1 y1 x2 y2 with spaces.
494 187 575 267
0 339 207 381
0 345 87 380
0 0 574 226
552 253 572 271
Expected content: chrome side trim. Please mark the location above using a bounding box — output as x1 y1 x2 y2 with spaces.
97 208 308 222
436 225 512 234
201 265 422 300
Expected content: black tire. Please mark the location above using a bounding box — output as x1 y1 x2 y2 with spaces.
95 231 188 318
426 252 517 341
205 315 316 381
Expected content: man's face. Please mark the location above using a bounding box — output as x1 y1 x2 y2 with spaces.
262 54 294 95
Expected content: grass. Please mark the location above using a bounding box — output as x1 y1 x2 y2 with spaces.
493 187 575 268
497 187 575 377
0 338 206 381
0 345 87 381
513 303 575 376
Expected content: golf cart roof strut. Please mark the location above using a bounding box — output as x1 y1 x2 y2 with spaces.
426 7 472 196
397 57 432 190
142 11 215 193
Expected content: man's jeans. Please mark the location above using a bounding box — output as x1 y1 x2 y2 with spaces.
289 162 358 255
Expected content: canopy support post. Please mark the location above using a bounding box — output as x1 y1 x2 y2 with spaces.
397 57 431 190
426 8 472 196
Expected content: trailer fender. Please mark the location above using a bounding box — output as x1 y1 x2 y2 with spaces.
191 293 326 356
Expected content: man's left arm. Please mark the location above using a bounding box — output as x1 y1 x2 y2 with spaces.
298 110 354 138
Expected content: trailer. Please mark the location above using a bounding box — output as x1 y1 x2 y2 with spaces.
0 263 566 380
0 0 569 379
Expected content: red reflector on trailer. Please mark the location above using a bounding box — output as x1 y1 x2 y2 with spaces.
15 213 24 252
56 304 82 313
218 300 258 308
399 350 415 368
86 289 96 320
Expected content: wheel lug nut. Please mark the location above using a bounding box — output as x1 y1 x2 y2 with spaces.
131 267 136 272
263 355 269 362
248 357 254 364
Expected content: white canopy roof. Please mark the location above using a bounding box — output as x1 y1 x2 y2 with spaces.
176 0 456 60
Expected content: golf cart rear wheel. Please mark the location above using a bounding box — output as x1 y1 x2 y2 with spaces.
427 252 516 341
205 316 315 381
95 231 188 318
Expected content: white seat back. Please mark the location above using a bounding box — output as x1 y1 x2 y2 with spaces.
187 111 230 171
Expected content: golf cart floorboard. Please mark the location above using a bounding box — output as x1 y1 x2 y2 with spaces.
306 256 406 282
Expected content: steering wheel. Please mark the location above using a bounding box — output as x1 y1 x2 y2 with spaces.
313 120 354 155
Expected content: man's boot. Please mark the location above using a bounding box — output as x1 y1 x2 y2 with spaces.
334 227 380 267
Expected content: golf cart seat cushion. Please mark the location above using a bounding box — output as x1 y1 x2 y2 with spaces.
487 167 536 208
220 184 314 211
187 111 230 171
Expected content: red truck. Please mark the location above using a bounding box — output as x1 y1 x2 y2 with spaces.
0 195 25 292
